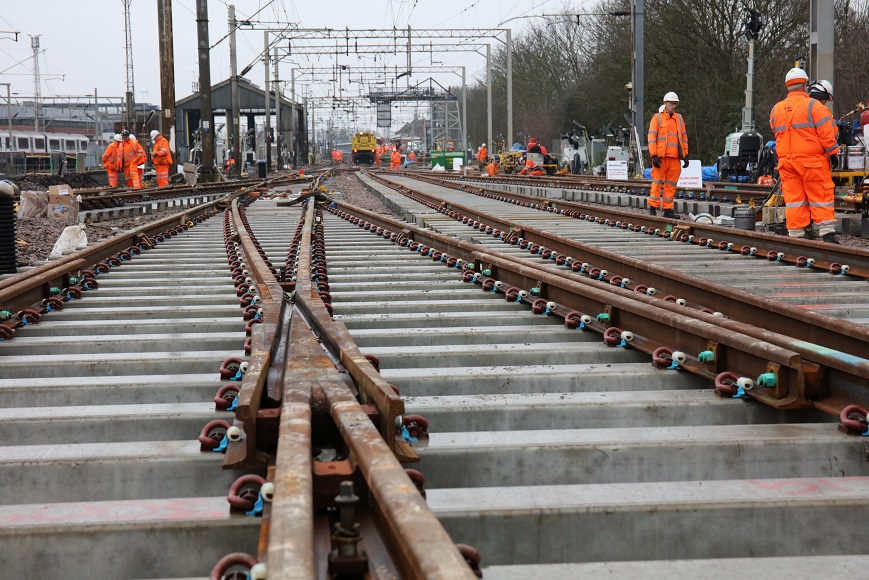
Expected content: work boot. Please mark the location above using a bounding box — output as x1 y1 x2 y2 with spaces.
648 207 657 216
821 232 840 244
663 209 680 219
804 226 815 240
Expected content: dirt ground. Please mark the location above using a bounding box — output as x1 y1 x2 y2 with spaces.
14 209 193 268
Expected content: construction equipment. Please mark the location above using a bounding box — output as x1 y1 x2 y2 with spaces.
759 178 787 235
717 131 763 182
560 121 593 174
351 131 377 165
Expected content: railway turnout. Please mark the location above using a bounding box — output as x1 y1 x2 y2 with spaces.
1 168 869 578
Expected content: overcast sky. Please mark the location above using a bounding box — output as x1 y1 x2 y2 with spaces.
0 0 585 129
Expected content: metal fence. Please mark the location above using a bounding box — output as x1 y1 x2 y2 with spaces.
0 152 26 177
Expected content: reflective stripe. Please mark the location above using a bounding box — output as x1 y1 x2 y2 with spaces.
808 200 834 208
662 195 674 202
785 200 809 209
663 179 678 186
824 144 838 153
815 114 832 125
791 122 813 129
651 179 663 184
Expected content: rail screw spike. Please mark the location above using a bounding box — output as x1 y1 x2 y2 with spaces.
329 480 369 576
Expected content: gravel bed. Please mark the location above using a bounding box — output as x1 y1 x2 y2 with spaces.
328 170 399 218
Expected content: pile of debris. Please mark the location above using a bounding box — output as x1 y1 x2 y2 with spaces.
12 173 101 192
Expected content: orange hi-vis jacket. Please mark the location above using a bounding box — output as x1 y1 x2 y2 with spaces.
477 146 488 162
769 92 839 158
102 142 123 171
647 111 688 159
121 139 141 170
152 135 173 166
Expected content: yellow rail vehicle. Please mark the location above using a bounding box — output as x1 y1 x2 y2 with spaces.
351 132 377 165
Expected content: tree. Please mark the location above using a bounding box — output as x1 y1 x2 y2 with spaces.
464 0 867 164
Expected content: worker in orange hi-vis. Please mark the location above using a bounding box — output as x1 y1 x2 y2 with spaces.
101 134 123 187
487 159 498 177
129 135 147 186
150 130 173 187
375 145 382 166
119 130 142 189
476 143 488 167
647 91 688 219
770 68 840 243
390 149 402 170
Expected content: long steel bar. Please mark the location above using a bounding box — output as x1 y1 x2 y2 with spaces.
332 180 869 412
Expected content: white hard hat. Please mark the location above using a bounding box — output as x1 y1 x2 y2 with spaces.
785 67 808 86
819 80 833 98
150 130 160 140
114 134 122 142
663 92 679 102
481 143 485 147
809 79 834 100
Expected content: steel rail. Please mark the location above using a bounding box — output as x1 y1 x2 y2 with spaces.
0 192 239 320
404 171 869 273
404 168 774 201
223 188 472 576
73 174 315 209
327 198 869 413
366 173 869 359
222 196 287 470
292 203 412 460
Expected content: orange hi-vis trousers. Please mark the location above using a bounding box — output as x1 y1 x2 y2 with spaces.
649 157 681 210
155 164 170 187
778 154 835 231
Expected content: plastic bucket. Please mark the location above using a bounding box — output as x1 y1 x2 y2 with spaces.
846 146 865 170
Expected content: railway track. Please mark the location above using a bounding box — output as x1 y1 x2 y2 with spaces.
0 195 262 577
407 167 868 213
315 199 869 576
1 168 868 577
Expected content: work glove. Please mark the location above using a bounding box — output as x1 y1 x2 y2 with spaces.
829 154 838 169
682 158 689 168
651 155 661 168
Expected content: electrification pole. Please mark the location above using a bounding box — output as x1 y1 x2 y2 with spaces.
31 35 40 132
486 44 492 158
157 0 177 171
274 47 282 170
505 29 513 147
122 1 136 131
632 0 645 152
195 0 217 179
263 32 271 172
228 4 240 176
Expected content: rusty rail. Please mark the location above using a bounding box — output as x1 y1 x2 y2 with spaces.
223 190 473 576
365 172 869 359
0 192 239 320
327 197 869 413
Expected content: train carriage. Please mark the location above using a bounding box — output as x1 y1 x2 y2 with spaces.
0 130 90 174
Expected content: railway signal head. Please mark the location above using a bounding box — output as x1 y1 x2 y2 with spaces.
743 8 765 40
